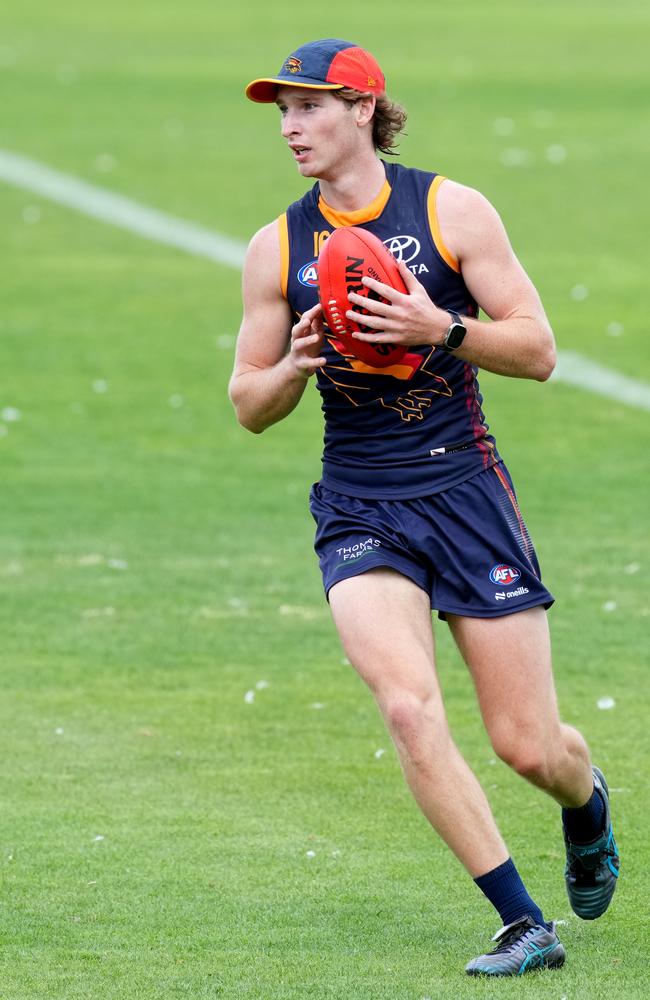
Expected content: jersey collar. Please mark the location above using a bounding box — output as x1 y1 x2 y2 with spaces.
317 177 391 228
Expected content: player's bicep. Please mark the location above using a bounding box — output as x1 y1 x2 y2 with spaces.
463 239 547 325
232 222 293 375
439 182 549 325
235 292 293 374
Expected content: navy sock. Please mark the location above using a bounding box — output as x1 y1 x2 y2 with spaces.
474 857 546 929
562 783 606 844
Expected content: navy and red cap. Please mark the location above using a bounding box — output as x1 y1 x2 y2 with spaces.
245 38 385 103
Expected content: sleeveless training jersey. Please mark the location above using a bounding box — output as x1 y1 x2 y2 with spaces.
282 161 501 499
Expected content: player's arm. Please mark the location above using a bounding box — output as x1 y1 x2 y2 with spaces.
346 181 556 382
228 221 325 434
433 180 556 380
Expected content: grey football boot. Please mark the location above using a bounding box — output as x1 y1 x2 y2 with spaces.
465 915 565 976
564 765 620 919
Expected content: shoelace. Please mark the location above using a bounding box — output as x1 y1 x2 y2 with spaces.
491 921 536 954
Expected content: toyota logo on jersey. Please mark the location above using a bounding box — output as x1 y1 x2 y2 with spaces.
382 235 421 264
489 564 522 586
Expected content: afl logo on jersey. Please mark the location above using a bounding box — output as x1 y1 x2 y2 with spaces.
383 235 421 264
297 259 319 286
489 564 522 586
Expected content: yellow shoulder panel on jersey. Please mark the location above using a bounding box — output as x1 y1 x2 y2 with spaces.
278 213 289 299
427 176 460 273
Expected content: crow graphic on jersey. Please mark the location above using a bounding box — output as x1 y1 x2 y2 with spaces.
320 334 453 422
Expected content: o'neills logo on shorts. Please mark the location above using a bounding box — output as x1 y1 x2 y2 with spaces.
336 537 381 566
494 586 530 602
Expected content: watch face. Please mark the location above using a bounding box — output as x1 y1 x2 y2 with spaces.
445 323 466 349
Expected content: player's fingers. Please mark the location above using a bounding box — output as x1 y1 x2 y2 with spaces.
360 275 403 302
346 310 398 332
350 329 394 343
396 259 420 290
310 311 325 336
292 302 323 338
296 355 326 369
303 301 323 320
291 318 313 342
347 292 389 316
345 309 388 329
292 332 322 351
290 342 326 377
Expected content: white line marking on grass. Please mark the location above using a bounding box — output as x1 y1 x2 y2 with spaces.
0 148 246 269
2 149 649 410
551 351 650 411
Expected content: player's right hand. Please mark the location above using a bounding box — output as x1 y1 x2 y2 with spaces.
289 303 326 378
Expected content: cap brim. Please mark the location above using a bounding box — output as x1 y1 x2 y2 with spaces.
245 77 345 103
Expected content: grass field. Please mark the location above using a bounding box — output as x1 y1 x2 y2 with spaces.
1 1 649 997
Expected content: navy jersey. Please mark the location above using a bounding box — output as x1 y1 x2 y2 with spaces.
281 161 501 498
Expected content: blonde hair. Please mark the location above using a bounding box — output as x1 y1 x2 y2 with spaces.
333 88 407 155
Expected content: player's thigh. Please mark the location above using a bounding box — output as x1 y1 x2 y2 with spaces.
447 607 563 745
329 567 438 702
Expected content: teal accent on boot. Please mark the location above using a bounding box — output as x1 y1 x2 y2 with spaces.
465 915 565 977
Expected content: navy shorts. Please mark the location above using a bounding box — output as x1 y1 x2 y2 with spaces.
309 465 554 619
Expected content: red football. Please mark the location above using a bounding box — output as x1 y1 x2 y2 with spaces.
318 226 407 368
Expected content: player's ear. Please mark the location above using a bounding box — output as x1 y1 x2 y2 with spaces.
355 94 376 128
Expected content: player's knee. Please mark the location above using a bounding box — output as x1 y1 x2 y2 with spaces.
382 690 446 757
384 691 423 737
491 731 551 785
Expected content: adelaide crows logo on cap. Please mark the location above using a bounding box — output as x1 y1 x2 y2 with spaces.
285 57 302 74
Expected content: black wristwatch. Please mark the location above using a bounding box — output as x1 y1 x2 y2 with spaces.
440 310 467 352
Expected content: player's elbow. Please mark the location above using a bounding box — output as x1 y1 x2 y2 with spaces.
237 412 267 434
228 378 266 434
532 325 557 382
231 404 268 435
534 342 557 382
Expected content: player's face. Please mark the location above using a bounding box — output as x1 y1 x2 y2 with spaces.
276 87 364 180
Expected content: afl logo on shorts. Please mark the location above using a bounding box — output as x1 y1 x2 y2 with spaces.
489 564 521 586
298 259 319 286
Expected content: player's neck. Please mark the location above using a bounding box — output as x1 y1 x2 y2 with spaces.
318 156 386 214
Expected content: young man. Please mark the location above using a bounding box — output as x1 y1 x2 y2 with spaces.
230 38 620 976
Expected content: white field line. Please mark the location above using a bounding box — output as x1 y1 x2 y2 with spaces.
1 148 649 412
551 352 650 411
0 148 246 269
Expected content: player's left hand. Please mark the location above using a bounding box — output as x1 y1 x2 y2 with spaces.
346 260 449 347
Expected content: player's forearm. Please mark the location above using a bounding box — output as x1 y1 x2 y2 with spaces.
229 355 310 433
347 265 557 381
446 314 557 381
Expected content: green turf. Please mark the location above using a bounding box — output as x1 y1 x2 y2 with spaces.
1 1 648 997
